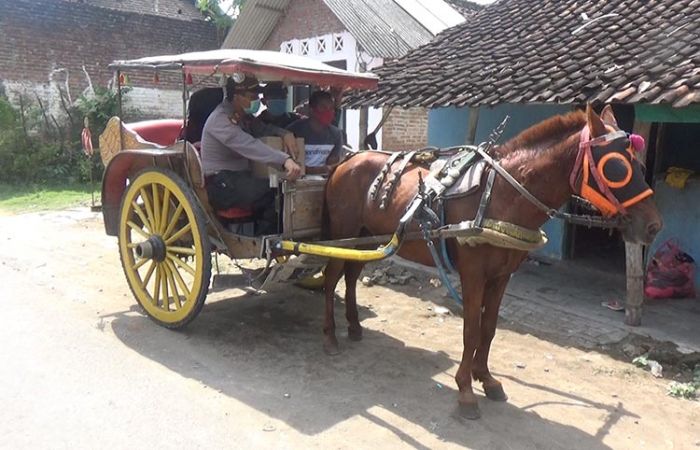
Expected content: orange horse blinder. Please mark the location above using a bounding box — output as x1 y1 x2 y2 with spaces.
571 127 653 217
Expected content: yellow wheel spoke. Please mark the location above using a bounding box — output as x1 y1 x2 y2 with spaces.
163 204 184 238
163 263 182 309
161 265 169 311
131 257 149 271
168 254 195 276
167 246 196 256
127 242 140 249
131 201 153 233
127 221 149 239
165 224 192 245
165 258 191 298
152 184 161 233
160 189 171 235
141 261 157 289
140 188 157 232
153 265 162 306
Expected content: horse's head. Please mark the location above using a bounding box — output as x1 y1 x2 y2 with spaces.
574 105 662 244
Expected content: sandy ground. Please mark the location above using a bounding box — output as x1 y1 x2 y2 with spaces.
0 209 698 450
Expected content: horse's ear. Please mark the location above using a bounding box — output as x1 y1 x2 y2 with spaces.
586 104 607 137
600 105 618 127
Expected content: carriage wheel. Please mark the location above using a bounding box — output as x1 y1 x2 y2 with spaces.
118 167 212 329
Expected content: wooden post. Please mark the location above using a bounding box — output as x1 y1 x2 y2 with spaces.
357 61 369 149
465 106 480 145
624 121 652 326
625 242 645 325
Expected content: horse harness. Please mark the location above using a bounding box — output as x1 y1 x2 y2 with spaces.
368 120 652 246
369 122 652 304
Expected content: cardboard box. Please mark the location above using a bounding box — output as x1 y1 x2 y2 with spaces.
252 136 305 179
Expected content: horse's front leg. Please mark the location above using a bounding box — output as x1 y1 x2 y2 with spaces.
472 275 510 402
343 261 365 341
322 259 345 355
454 274 485 420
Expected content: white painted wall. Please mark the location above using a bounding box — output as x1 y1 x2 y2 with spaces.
280 31 384 150
124 87 183 119
3 80 183 127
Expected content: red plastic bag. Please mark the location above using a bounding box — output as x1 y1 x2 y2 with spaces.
644 239 696 299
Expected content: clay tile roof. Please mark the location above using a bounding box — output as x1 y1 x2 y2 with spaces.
351 0 700 109
443 0 484 19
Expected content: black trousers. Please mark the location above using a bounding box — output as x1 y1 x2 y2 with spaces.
206 170 277 233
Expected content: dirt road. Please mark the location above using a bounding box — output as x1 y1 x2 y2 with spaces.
0 209 698 449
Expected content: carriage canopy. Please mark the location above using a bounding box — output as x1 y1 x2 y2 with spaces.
110 49 379 91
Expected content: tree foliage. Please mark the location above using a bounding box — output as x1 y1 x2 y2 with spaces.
196 0 247 43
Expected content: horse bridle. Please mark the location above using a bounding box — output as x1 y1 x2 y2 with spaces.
473 125 652 229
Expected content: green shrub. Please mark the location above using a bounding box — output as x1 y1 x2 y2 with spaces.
0 87 124 184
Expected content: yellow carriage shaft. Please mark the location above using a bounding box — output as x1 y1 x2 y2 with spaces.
275 234 401 262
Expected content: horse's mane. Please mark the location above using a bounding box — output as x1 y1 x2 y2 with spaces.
495 110 586 161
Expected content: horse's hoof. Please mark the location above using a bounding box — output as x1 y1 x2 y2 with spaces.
484 384 508 402
323 338 341 356
455 401 481 421
348 326 363 341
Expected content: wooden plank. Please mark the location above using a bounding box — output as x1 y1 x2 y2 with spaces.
282 178 325 237
624 120 652 326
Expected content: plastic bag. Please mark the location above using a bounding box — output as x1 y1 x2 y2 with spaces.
644 239 696 299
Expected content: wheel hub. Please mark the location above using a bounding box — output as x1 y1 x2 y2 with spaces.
135 236 167 262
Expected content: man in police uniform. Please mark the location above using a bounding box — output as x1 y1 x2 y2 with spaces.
201 75 302 233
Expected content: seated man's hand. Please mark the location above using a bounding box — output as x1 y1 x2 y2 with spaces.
282 132 299 159
284 157 302 181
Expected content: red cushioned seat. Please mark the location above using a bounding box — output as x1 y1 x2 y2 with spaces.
124 119 183 146
216 207 254 220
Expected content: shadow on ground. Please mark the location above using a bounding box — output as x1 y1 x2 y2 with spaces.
111 284 631 449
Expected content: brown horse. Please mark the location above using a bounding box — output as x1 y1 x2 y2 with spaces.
321 105 662 419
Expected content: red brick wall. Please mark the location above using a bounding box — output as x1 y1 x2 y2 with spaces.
0 0 218 102
262 0 345 50
382 107 429 150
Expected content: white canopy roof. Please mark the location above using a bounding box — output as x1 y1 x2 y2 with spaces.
110 49 378 90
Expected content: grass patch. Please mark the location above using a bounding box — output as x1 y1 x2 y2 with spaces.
0 183 100 214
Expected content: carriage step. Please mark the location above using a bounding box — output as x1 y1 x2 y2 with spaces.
256 254 327 292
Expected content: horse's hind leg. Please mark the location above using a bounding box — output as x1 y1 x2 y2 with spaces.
472 275 510 402
343 261 365 341
322 259 345 355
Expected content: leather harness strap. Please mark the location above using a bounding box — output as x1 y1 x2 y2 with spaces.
380 150 417 210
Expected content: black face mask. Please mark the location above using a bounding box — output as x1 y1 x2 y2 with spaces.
576 129 653 216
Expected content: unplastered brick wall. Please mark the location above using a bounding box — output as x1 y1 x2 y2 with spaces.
382 107 429 151
0 0 218 120
262 0 345 51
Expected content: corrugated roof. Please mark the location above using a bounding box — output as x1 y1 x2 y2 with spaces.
67 0 205 21
351 0 700 109
222 0 290 49
394 0 465 35
321 0 433 58
222 0 466 58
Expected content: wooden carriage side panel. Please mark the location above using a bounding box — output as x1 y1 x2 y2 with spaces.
282 178 326 239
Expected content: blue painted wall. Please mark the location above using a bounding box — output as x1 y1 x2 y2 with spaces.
474 104 574 142
646 179 700 288
427 107 471 147
427 103 574 260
